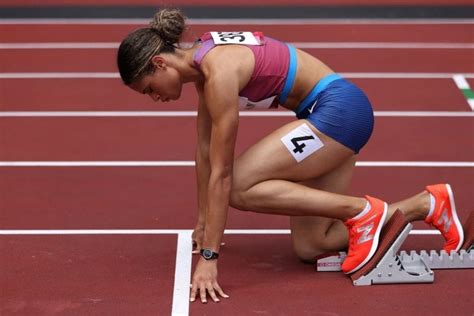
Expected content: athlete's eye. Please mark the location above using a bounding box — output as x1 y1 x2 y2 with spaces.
142 86 152 95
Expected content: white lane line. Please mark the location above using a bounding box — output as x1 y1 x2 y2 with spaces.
2 72 474 79
0 229 190 235
0 72 118 78
0 42 118 49
2 42 473 49
0 161 197 167
0 111 473 117
453 74 471 89
453 74 474 111
172 231 193 316
409 230 442 235
0 18 473 25
0 111 200 117
0 161 472 167
295 42 474 49
0 229 439 235
344 73 474 79
356 161 474 167
371 111 474 117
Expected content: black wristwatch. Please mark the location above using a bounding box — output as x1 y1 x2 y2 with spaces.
200 248 219 260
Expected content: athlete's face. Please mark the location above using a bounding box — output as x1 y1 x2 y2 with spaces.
129 55 182 103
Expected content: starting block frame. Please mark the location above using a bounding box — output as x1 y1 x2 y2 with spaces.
352 223 434 286
316 210 474 286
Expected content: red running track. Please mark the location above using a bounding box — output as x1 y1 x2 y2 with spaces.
0 78 470 111
0 117 473 161
1 225 472 314
0 167 472 230
1 235 177 315
2 48 473 73
2 24 473 43
1 20 473 315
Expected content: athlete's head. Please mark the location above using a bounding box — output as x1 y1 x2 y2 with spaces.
117 8 186 102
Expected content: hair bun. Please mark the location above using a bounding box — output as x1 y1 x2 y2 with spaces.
149 8 186 44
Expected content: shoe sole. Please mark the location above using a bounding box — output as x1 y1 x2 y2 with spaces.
344 202 388 274
446 184 464 252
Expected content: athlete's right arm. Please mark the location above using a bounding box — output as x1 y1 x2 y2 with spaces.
193 81 212 252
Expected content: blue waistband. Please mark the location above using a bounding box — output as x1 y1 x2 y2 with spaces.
295 73 343 116
279 43 297 105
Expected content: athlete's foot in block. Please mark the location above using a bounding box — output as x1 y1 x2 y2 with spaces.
341 196 388 274
425 184 464 252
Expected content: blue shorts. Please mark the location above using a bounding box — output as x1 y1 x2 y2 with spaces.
294 74 374 153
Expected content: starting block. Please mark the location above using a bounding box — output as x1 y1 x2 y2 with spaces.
315 210 474 286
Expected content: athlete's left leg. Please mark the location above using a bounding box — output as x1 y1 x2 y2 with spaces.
289 156 355 262
230 118 440 220
231 119 366 220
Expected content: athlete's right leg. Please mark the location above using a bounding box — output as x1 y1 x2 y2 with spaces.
385 184 463 252
291 185 463 262
292 184 464 262
388 192 430 222
288 161 464 261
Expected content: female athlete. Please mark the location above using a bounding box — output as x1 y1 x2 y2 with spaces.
117 8 464 304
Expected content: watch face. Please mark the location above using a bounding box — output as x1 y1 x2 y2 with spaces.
203 249 213 259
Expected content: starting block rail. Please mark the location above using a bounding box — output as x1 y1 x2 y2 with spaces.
316 210 474 286
399 249 474 269
317 249 474 271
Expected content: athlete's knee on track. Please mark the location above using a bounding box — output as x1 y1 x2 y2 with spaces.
291 228 347 263
291 238 326 264
291 231 332 263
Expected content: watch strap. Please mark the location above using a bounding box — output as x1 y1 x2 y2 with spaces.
200 248 219 260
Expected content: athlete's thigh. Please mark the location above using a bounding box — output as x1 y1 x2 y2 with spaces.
233 119 354 191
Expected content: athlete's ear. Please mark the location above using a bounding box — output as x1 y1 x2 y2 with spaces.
151 56 166 70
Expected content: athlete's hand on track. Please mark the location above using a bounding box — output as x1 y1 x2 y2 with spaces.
190 259 229 303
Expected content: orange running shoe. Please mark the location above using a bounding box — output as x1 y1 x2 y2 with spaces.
341 196 388 274
425 184 464 252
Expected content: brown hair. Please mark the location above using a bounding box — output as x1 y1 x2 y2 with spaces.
117 8 186 85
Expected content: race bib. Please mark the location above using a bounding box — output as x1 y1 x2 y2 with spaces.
210 32 263 45
238 95 278 110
